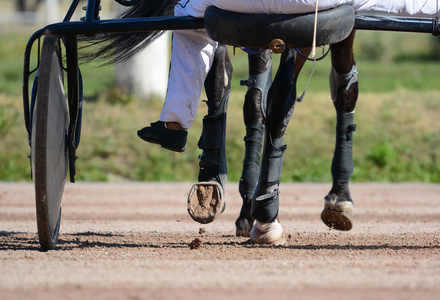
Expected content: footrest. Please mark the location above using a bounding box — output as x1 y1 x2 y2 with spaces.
204 5 355 50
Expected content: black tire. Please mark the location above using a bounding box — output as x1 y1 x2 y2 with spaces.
31 35 68 251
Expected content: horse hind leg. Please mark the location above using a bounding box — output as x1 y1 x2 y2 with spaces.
187 44 233 224
250 48 302 245
235 50 272 237
321 30 358 231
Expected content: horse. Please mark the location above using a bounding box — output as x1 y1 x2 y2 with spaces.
82 0 358 244
233 33 358 239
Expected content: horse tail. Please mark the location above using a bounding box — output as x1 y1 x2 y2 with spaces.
80 0 179 65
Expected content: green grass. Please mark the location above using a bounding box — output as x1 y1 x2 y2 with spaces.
229 47 440 92
1 28 440 182
3 89 440 182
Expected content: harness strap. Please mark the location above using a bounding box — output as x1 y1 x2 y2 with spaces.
256 186 280 201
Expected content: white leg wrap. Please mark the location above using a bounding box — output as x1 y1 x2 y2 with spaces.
250 220 286 245
329 64 358 103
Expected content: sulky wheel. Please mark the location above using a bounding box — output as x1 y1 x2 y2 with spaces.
30 35 68 251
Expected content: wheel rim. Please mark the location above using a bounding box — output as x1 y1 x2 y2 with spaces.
31 35 68 250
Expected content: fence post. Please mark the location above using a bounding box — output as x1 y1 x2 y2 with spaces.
45 0 60 23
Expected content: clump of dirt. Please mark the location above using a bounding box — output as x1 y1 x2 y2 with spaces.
189 238 203 250
198 227 206 234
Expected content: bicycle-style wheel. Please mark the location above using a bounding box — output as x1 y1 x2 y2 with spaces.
31 35 68 251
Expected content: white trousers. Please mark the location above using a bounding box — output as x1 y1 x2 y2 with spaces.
160 0 438 129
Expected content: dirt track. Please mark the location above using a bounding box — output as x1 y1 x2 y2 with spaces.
1 182 439 299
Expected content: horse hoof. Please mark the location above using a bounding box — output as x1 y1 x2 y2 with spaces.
250 220 286 245
321 199 353 231
187 181 224 224
235 217 254 237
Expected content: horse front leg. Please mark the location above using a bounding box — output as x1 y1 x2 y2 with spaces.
235 49 272 237
321 30 358 231
187 44 233 224
249 48 308 244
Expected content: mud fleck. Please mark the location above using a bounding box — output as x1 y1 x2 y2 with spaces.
189 238 203 250
198 227 206 235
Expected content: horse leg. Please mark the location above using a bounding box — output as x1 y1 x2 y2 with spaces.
187 43 233 224
235 49 272 237
250 48 308 244
321 30 358 231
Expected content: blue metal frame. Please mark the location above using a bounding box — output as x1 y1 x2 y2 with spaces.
22 0 204 182
23 0 203 135
355 13 440 35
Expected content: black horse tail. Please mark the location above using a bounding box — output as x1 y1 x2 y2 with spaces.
80 0 179 65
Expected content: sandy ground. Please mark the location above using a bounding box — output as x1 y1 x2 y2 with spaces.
1 182 439 300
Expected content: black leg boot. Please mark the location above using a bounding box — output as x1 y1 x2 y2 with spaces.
322 111 356 230
187 94 229 224
249 132 286 245
322 63 358 230
236 123 264 236
187 44 232 224
236 50 272 236
248 49 297 245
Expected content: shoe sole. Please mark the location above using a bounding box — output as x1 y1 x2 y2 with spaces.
137 131 185 153
187 182 224 224
321 209 353 231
